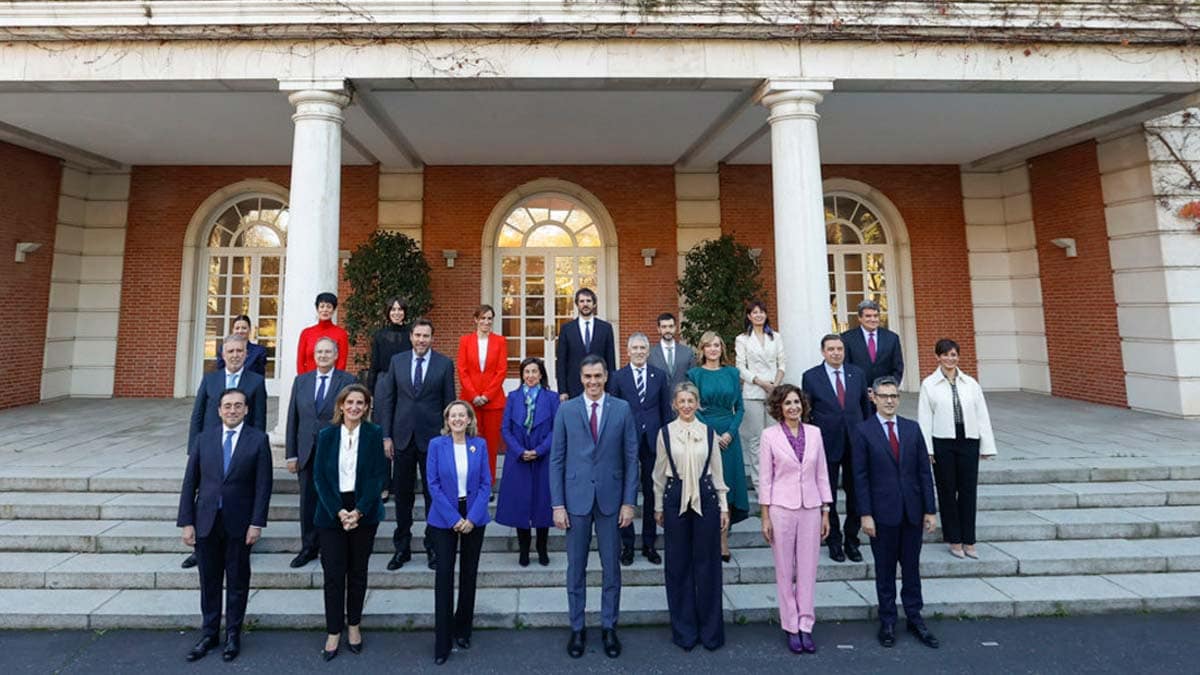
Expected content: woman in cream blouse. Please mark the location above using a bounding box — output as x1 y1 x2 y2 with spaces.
917 338 997 560
653 381 730 652
735 300 786 492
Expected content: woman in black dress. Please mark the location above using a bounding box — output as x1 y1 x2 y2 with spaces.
367 297 412 393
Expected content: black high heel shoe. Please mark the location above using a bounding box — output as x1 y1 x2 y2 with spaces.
321 646 339 662
721 553 732 563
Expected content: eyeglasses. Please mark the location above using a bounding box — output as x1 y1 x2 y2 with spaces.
874 393 899 401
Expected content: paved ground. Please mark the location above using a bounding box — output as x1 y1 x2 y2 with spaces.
3 611 1196 674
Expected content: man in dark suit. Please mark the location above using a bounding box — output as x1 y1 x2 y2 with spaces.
800 334 870 564
285 336 355 568
551 355 640 659
177 388 273 663
182 334 267 569
851 377 939 650
375 317 456 571
841 300 904 402
647 312 694 392
607 332 672 565
555 287 616 400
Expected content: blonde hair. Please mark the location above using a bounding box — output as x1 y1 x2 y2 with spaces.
698 330 730 366
440 400 479 437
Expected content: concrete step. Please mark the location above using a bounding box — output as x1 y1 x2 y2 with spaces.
5 537 1197 592
2 571 1198 630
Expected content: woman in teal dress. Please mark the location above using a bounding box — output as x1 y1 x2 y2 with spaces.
688 330 750 562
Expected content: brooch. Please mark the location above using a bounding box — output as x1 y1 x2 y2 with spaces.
469 445 477 453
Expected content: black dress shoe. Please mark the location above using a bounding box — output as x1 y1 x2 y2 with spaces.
620 546 634 566
185 635 218 661
845 544 863 563
829 545 846 563
567 629 586 658
181 552 198 569
387 550 411 571
601 628 622 658
642 546 662 565
222 634 240 662
290 550 318 568
434 655 448 665
455 636 470 649
908 621 940 648
878 624 896 648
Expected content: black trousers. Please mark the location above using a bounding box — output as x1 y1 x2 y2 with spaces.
869 518 925 626
932 434 981 545
662 503 724 650
826 437 860 549
392 438 432 554
318 492 379 635
297 461 320 555
195 510 253 638
620 440 657 550
430 499 486 660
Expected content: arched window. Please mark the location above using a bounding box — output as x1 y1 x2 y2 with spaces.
825 192 893 331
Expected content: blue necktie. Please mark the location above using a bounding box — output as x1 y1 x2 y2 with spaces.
223 429 236 476
315 374 328 413
413 356 425 391
226 372 239 389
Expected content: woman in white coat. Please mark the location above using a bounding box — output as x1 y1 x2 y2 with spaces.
734 299 786 492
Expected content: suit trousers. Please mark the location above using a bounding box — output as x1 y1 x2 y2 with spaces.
566 501 622 631
869 519 925 626
430 499 486 660
475 407 504 481
392 438 433 554
195 510 253 638
932 435 981 545
739 398 768 490
768 504 823 634
825 435 860 549
297 461 320 555
662 504 724 650
620 440 658 550
318 493 378 635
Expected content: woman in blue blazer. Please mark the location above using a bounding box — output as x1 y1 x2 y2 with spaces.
426 400 493 665
495 357 559 567
312 383 387 661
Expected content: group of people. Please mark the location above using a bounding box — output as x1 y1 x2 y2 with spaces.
177 288 997 663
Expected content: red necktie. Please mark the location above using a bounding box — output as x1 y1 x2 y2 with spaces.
590 401 599 442
835 370 846 408
868 332 877 362
886 420 900 462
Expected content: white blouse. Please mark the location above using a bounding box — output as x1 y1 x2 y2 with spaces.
652 419 729 516
477 335 489 371
454 441 469 497
338 424 359 492
735 331 787 401
917 368 997 456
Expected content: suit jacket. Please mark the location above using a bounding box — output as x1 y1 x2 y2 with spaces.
648 341 695 389
312 421 387 528
456 332 508 411
176 424 273 538
375 349 456 453
607 364 672 454
549 395 640 516
426 434 493 529
841 326 904 388
851 415 936 527
285 368 356 469
735 331 788 401
555 317 616 398
800 362 870 463
188 369 267 453
758 423 833 511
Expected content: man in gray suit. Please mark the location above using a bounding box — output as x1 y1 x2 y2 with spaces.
647 313 694 392
550 354 639 660
285 337 355 568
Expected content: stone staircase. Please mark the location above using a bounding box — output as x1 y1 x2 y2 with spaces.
2 457 1200 630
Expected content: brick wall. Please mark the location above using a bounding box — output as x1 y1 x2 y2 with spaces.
114 165 378 397
721 164 977 377
1028 142 1127 407
0 142 62 409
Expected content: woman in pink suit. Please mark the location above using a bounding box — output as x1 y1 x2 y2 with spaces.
759 383 832 655
456 304 507 481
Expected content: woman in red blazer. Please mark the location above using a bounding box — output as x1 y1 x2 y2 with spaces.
456 304 508 480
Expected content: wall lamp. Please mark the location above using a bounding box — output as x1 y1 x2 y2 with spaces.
641 248 657 267
1050 238 1077 258
14 242 41 263
443 250 459 268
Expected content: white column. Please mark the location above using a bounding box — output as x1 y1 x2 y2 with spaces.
758 80 834 379
273 83 350 443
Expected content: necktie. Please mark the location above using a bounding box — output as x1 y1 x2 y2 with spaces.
589 401 599 442
665 344 674 372
413 356 425 390
886 420 900 463
226 372 239 389
868 332 878 363
635 368 645 403
835 370 846 408
315 374 328 413
223 429 236 476
584 321 592 351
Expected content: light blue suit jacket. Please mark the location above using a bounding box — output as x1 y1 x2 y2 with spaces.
549 395 640 517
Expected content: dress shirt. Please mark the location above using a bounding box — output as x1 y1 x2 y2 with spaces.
224 368 244 389
314 368 333 398
338 424 359 492
651 419 729 515
917 368 997 456
477 335 490 371
453 441 469 497
735 331 787 401
584 393 605 431
222 422 244 459
660 339 677 371
823 362 847 395
861 327 877 349
410 349 430 381
876 413 899 441
578 318 594 345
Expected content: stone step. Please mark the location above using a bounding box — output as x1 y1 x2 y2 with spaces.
2 571 1197 630
4 537 1197 592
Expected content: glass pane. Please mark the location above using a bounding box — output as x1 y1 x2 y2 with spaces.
501 278 520 296
865 253 886 273
525 257 544 275
845 273 864 293
205 317 224 336
823 197 836 222
526 340 544 358
555 296 573 315
275 210 290 236
501 256 521 275
507 208 534 233
257 319 277 338
236 224 281 248
258 297 278 317
525 297 544 316
507 358 522 378
846 293 864 315
260 276 279 295
235 198 260 221
578 256 598 276
207 296 225 316
498 225 524 248
843 254 863 273
858 209 886 243
525 318 545 337
564 207 593 233
845 313 861 331
507 337 522 356
261 257 281 275
502 317 521 336
580 275 597 291
230 297 250 315
575 226 601 247
526 224 572 247
208 227 230 247
526 205 550 224
501 295 519 316
836 196 857 221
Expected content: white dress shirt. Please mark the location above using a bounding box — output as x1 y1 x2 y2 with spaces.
824 362 847 395
735 331 787 401
338 424 359 492
314 368 333 398
584 393 605 431
410 349 430 381
477 335 489 370
453 441 469 497
876 413 900 441
578 317 594 345
917 368 997 456
221 422 244 458
224 368 244 389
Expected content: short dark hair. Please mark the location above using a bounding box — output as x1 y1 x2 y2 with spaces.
574 287 597 304
315 292 338 309
219 388 247 406
231 314 253 330
856 300 882 316
766 383 810 424
743 299 776 339
656 312 677 325
384 296 408 322
515 357 550 391
873 376 899 391
580 354 607 373
820 333 844 350
473 304 495 319
935 338 960 356
411 317 434 334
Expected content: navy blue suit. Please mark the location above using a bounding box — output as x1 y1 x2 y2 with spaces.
176 424 273 639
555 317 616 398
801 362 870 551
608 363 672 550
188 369 267 453
851 415 937 627
216 340 268 377
841 327 904 389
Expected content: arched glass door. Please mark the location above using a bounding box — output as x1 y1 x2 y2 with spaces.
825 192 895 332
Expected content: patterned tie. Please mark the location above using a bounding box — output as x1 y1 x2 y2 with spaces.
868 332 878 363
886 420 900 463
635 368 645 403
315 374 328 413
584 321 592 352
223 429 236 476
413 355 425 390
589 401 599 442
835 370 846 408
